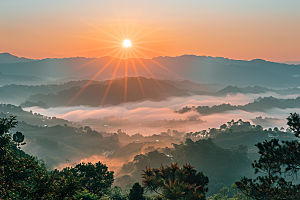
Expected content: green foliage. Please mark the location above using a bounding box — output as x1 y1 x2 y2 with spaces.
12 131 25 148
0 115 18 134
122 150 171 180
121 137 250 197
70 161 114 198
142 163 209 200
110 186 126 200
172 138 250 195
101 186 127 200
286 112 300 137
235 139 300 199
210 187 230 200
0 115 82 199
0 115 119 199
129 182 145 200
235 113 300 199
73 189 100 200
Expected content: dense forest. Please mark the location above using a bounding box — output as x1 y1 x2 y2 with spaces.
1 54 300 199
1 112 300 199
2 0 300 198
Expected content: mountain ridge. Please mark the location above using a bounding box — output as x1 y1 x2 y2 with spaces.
1 53 299 87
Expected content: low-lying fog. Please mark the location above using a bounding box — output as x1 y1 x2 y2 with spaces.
23 92 300 135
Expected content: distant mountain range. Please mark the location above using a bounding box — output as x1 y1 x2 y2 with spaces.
280 61 300 65
1 76 300 108
1 53 299 87
0 71 43 86
0 77 224 106
0 53 34 64
216 85 300 96
0 80 104 104
25 77 190 107
176 96 300 115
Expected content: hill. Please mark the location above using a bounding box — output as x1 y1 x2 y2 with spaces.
0 71 43 86
0 80 103 104
176 96 300 115
0 78 223 106
0 52 34 64
0 53 299 87
216 85 300 96
25 77 190 107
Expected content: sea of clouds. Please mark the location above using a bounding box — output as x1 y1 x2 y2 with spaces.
23 92 300 135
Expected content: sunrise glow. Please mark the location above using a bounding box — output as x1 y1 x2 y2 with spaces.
62 20 181 106
2 2 300 198
123 39 132 48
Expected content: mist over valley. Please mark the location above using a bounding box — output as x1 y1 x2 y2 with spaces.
1 1 300 197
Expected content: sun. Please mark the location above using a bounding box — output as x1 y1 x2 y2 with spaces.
66 23 182 107
123 39 132 48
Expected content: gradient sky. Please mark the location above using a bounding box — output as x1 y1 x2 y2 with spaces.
0 0 299 61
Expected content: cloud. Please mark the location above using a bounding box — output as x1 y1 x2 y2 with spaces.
23 93 299 135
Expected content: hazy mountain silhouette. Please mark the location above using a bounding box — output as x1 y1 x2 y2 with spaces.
0 71 43 86
280 61 300 65
25 77 190 107
0 78 223 106
176 96 300 115
217 85 270 94
0 53 34 64
165 80 224 93
0 80 103 104
1 53 300 87
216 85 300 96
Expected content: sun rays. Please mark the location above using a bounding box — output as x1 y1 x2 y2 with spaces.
66 19 182 107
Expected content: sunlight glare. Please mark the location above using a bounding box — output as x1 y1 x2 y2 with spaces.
123 39 132 48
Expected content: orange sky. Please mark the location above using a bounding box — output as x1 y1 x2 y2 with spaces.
0 0 299 62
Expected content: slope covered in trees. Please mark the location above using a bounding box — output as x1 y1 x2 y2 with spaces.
176 96 300 115
2 113 300 199
26 77 190 107
0 116 114 199
235 113 300 199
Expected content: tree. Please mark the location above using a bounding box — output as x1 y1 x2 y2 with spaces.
87 128 103 139
287 112 300 137
235 113 300 199
129 182 145 200
84 126 92 131
0 116 81 199
142 163 209 200
209 128 219 136
171 138 250 195
220 124 227 131
70 161 114 198
210 187 230 200
268 128 272 132
122 150 172 181
201 130 207 137
12 131 25 148
73 190 99 200
255 125 263 131
109 186 125 200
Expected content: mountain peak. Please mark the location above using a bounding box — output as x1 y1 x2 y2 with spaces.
0 52 33 64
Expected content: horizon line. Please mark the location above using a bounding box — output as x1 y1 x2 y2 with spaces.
2 52 300 64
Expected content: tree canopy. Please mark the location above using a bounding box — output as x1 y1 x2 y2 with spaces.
235 113 300 199
142 163 209 200
0 115 114 199
0 116 81 199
